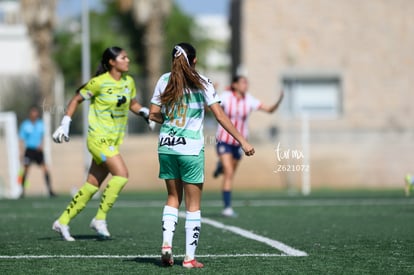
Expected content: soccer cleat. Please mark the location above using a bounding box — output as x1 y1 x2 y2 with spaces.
182 258 204 268
90 218 111 238
222 207 238 218
213 161 223 178
161 244 174 267
405 174 412 197
52 220 75 241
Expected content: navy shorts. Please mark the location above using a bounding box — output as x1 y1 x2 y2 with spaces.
24 148 44 166
216 141 242 160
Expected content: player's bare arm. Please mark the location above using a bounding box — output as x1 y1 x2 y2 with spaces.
149 104 164 124
260 90 284 113
65 93 85 117
129 98 144 115
130 99 155 130
209 103 255 156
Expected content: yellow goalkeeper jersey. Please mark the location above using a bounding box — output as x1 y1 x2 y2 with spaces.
79 72 136 146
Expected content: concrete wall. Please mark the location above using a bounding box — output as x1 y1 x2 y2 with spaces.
241 0 414 132
0 2 38 110
232 0 414 187
0 133 409 197
0 135 283 196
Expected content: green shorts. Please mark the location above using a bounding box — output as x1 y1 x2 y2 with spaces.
87 138 119 165
158 150 205 184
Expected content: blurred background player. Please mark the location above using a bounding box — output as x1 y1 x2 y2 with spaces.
51 46 153 241
18 106 56 198
150 43 255 268
213 76 284 217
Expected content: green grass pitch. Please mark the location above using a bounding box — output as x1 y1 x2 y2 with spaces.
0 190 413 274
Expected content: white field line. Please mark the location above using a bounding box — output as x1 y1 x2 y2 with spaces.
5 198 411 260
0 253 286 259
178 211 308 257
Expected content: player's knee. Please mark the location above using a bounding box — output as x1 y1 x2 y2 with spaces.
223 169 235 178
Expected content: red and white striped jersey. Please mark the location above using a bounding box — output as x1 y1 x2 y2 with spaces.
216 90 262 145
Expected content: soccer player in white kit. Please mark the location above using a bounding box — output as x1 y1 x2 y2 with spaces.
150 43 255 268
214 76 284 217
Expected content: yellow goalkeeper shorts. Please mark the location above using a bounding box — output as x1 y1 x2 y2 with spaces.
87 137 120 165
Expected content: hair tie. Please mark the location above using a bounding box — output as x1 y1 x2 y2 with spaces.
174 45 190 66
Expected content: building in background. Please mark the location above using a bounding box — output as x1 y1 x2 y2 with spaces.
230 0 414 188
196 14 231 92
0 0 38 110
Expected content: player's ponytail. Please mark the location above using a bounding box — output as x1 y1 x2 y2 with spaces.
75 46 124 93
160 43 207 107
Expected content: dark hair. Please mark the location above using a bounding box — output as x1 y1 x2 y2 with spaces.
29 105 39 112
160 42 207 106
28 105 41 117
230 75 246 91
76 46 123 93
94 46 124 76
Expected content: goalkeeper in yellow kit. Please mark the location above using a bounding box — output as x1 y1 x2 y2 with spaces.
51 46 154 241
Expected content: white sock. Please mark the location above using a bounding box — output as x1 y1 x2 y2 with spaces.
185 210 201 260
162 205 178 248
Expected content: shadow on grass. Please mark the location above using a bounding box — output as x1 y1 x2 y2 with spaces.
73 234 113 241
125 257 186 268
124 257 165 267
41 234 113 241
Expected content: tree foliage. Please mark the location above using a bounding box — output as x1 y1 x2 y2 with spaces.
53 0 211 133
163 4 213 73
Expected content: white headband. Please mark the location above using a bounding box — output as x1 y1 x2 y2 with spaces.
174 45 190 66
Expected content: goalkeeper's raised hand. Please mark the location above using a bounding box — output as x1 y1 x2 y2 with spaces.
52 115 71 143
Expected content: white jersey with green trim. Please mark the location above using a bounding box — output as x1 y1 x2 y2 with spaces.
151 72 220 155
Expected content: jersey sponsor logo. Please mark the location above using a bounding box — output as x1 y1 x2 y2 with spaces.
159 129 187 147
160 136 187 146
116 95 127 107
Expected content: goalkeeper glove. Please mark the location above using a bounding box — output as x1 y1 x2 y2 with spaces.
138 107 156 131
52 115 71 143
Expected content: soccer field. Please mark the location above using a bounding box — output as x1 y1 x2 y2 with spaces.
0 190 413 274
